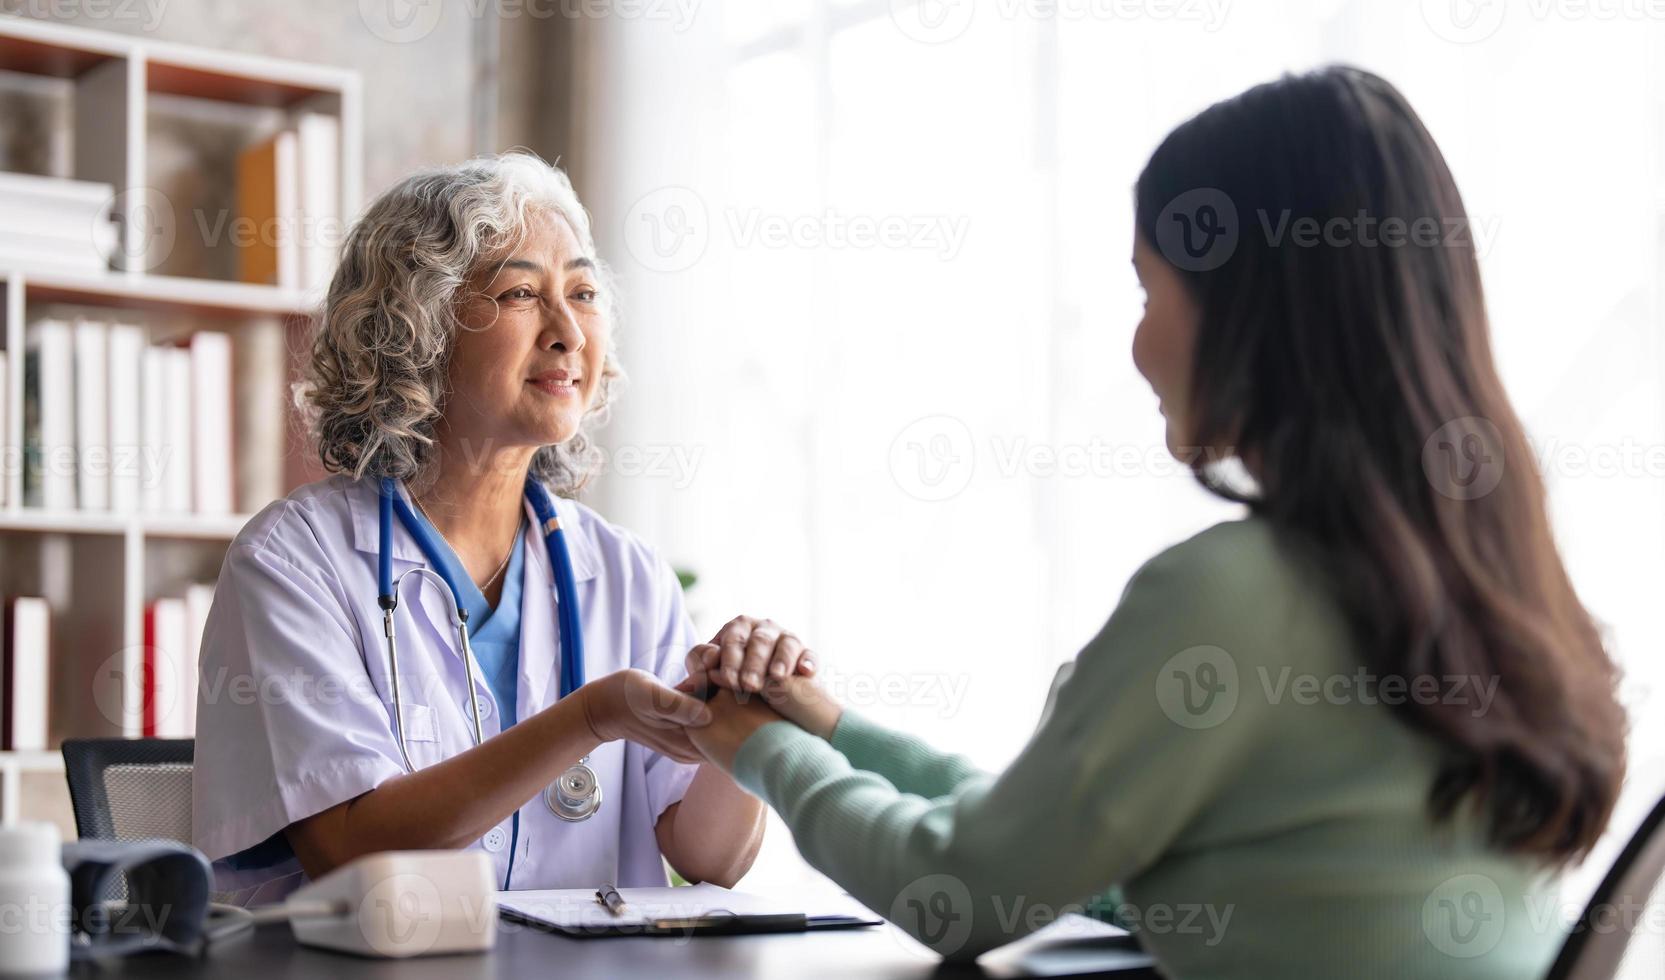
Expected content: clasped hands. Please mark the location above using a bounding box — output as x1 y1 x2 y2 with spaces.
580 616 841 770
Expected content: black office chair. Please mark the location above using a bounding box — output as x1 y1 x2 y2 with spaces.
61 738 196 846
1546 789 1665 979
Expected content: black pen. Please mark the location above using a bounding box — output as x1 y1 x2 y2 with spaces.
595 883 628 917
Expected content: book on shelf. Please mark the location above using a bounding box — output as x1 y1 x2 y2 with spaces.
25 320 237 518
142 346 193 515
23 319 76 511
107 324 145 514
2 596 50 752
188 331 235 515
237 114 341 292
142 584 214 738
160 346 194 514
235 321 286 511
296 112 342 292
141 348 167 514
236 130 300 289
0 231 114 276
0 349 7 509
73 318 109 511
143 598 188 738
0 171 118 275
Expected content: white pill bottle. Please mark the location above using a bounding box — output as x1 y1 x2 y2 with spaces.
0 822 70 976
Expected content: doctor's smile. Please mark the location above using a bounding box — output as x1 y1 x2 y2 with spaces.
527 371 582 399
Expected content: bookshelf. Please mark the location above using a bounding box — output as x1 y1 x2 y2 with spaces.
0 17 363 819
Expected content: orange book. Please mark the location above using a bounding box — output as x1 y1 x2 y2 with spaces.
236 131 298 287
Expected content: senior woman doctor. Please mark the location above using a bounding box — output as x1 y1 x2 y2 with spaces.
191 153 808 903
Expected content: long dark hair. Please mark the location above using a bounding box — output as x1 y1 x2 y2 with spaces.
1135 66 1625 863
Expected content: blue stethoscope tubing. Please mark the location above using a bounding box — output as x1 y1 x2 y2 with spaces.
374 476 601 823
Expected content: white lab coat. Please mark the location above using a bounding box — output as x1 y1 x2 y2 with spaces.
190 475 699 904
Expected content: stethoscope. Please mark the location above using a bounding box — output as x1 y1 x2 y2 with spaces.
375 476 602 822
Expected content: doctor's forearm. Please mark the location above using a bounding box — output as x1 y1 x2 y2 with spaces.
287 695 601 877
656 765 766 887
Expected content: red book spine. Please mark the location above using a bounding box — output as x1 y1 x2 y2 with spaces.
142 603 157 738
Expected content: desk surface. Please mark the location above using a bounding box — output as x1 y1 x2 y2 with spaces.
69 918 1160 979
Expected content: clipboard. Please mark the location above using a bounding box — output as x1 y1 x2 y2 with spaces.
497 883 882 938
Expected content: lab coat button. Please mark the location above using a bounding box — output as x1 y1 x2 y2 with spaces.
483 828 507 852
474 694 494 720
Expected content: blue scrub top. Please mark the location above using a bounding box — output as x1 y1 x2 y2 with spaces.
409 508 530 889
411 509 527 728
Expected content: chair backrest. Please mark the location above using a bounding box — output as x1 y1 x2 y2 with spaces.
1546 790 1665 980
60 738 195 846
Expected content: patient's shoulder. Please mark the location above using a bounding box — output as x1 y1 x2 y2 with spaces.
1120 517 1350 661
1135 517 1309 593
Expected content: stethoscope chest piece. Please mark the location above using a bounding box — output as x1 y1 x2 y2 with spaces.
546 758 602 821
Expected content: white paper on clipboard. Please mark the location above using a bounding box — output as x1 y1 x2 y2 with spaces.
497 883 872 932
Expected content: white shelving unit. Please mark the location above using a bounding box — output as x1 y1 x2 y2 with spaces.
0 752 60 824
0 18 363 812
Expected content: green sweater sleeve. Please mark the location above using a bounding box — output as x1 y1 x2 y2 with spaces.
731 522 1293 962
828 710 989 800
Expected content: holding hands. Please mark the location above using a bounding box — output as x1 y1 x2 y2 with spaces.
688 615 817 693
679 616 847 768
578 615 842 769
579 667 713 764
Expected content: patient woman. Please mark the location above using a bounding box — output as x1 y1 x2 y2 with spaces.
681 67 1628 978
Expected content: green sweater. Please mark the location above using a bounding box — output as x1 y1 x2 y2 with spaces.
732 518 1565 978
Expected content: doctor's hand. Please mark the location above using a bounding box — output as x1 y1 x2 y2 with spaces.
685 689 785 771
679 665 844 743
687 615 818 695
579 669 713 765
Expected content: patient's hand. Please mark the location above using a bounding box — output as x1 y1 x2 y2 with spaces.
758 673 843 741
679 669 844 743
686 615 818 694
687 689 784 770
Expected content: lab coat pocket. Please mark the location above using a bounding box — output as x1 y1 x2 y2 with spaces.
399 702 438 743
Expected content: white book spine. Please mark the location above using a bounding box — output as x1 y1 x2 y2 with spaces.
0 349 7 510
0 171 117 206
163 348 193 514
151 598 190 739
7 597 51 752
190 332 234 515
141 348 167 514
297 112 342 293
0 250 108 277
107 324 145 514
0 178 118 260
275 130 301 291
73 318 109 511
26 319 76 511
0 230 114 271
